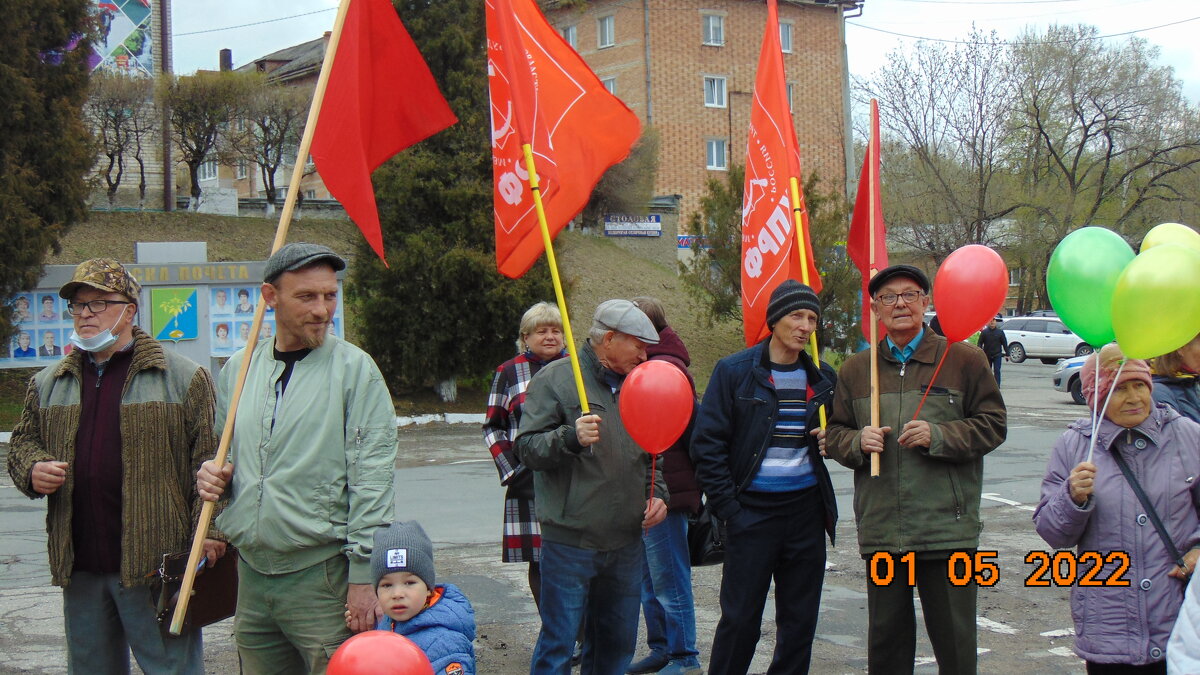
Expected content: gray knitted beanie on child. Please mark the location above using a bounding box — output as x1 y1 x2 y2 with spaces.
371 520 435 589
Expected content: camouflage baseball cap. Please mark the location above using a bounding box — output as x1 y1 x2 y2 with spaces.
58 258 141 303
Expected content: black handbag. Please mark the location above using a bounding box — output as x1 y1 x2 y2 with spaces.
688 501 727 567
149 546 239 631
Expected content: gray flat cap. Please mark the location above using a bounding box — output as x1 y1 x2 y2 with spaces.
595 299 659 344
263 243 346 284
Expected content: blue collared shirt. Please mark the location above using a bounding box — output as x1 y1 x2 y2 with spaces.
886 326 925 363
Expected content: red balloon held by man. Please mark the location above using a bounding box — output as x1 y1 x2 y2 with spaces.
932 245 1008 343
619 360 694 455
327 631 434 675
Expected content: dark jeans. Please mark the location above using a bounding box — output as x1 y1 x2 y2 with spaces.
990 355 1003 384
531 538 643 675
708 486 826 675
64 570 203 675
865 550 977 675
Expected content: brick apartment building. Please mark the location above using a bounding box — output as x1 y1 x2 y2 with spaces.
541 0 861 245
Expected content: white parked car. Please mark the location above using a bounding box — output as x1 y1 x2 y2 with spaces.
1052 355 1088 405
1002 316 1094 364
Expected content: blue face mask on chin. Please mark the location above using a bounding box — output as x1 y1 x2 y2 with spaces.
69 305 129 353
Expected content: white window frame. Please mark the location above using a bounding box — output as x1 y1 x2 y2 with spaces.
236 160 248 180
597 15 615 49
563 24 577 49
706 138 728 171
703 76 727 108
780 21 793 53
786 82 795 112
305 190 317 200
702 14 725 46
601 76 617 95
198 159 218 182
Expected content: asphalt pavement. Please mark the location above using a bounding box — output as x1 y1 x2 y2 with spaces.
0 359 1095 673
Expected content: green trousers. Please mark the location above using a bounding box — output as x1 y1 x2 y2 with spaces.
234 555 353 675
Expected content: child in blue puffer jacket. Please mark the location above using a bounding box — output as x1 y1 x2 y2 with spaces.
363 520 476 675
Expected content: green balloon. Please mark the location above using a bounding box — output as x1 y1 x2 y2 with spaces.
1046 227 1135 346
1113 244 1200 359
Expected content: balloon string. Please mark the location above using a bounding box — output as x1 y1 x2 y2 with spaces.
1085 359 1125 464
911 347 951 421
645 454 657 536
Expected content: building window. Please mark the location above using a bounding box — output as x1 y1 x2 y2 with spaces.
236 160 248 180
597 15 614 49
198 159 218 182
704 76 726 108
563 24 577 48
1009 267 1023 286
702 14 724 46
706 139 728 171
786 82 795 111
305 190 317 200
780 22 793 53
601 76 617 95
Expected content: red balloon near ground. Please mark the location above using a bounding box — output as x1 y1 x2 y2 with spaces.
620 360 694 455
328 631 433 675
932 244 1009 343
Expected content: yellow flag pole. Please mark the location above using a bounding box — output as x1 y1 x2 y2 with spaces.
788 176 827 432
521 143 590 414
168 0 355 635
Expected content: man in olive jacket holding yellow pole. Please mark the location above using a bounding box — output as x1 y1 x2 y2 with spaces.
825 264 1006 674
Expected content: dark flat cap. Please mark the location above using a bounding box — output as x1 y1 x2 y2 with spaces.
263 243 346 283
867 264 930 297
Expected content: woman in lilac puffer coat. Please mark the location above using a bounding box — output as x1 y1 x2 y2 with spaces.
1034 347 1200 673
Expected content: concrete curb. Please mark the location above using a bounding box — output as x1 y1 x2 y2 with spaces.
0 414 486 444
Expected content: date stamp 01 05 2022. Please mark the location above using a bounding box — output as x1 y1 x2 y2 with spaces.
866 550 1133 588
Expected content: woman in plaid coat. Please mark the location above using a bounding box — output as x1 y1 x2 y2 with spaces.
483 302 566 608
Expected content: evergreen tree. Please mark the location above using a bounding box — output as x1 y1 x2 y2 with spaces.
681 168 859 356
348 0 553 395
0 1 94 340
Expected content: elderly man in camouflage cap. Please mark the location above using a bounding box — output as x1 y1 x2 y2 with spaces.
7 258 222 674
197 243 397 673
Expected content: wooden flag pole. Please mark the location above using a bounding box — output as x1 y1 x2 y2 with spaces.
788 176 827 431
521 143 590 414
867 107 881 477
169 0 355 636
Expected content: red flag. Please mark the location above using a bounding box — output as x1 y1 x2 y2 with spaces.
740 0 822 346
311 0 457 263
486 0 641 278
847 99 888 340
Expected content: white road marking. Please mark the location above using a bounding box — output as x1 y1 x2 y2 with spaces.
982 493 1037 511
1048 647 1076 657
977 617 1019 635
1040 628 1074 638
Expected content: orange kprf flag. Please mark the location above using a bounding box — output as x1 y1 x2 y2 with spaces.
740 0 821 346
847 99 888 339
486 0 641 278
311 0 457 263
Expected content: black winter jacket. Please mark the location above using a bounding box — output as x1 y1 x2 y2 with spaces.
690 338 837 544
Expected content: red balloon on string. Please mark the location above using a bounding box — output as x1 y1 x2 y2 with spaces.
932 244 1009 343
328 631 433 675
620 360 694 455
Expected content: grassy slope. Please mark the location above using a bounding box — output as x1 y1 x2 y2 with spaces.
0 212 744 426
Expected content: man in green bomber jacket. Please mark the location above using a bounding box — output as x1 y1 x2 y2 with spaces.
515 299 669 674
825 265 1007 675
197 243 397 674
7 258 222 674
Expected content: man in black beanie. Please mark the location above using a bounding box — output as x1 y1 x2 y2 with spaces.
691 279 838 674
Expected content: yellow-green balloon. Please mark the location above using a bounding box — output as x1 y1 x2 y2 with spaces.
1140 222 1200 253
1112 244 1200 359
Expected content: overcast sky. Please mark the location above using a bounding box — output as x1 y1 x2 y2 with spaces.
170 0 1200 101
